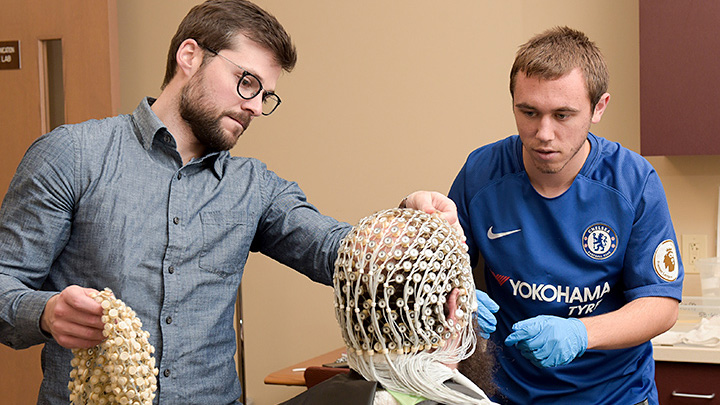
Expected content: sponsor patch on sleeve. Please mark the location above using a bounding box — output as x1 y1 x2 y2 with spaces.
653 239 678 282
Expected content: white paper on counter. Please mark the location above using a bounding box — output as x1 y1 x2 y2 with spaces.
653 316 720 348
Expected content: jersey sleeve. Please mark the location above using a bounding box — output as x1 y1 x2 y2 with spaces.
622 170 683 302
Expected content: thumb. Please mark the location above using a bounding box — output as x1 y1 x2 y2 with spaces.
476 290 500 313
505 318 543 346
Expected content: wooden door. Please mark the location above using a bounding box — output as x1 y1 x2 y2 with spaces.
0 1 119 402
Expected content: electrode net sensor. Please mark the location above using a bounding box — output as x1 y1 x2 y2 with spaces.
68 288 159 405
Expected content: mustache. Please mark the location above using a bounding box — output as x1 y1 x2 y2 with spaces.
225 111 252 130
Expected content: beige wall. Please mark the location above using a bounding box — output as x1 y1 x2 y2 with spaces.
116 1 720 403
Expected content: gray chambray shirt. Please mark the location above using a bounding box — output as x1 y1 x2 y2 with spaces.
0 98 351 404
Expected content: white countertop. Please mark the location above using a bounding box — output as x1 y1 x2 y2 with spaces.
653 344 720 364
652 314 720 364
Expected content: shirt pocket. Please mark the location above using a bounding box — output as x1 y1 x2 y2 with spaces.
199 210 251 277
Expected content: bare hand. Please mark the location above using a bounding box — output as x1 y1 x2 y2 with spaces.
401 191 464 236
40 285 105 349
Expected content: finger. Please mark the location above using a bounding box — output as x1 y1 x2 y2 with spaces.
517 341 551 368
475 307 497 336
505 330 531 346
53 301 106 332
56 287 105 329
414 192 437 214
519 345 536 361
65 323 106 342
51 319 106 349
512 318 544 336
431 193 458 223
403 192 437 215
526 334 556 361
505 320 542 346
55 333 105 350
472 310 492 338
75 309 107 330
476 321 495 338
65 286 103 315
535 347 559 368
476 290 500 313
475 302 497 324
531 357 546 368
477 317 496 335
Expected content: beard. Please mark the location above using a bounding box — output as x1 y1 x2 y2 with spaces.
179 71 252 153
535 139 587 174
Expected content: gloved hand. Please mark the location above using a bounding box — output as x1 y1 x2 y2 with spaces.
475 289 500 339
504 315 587 368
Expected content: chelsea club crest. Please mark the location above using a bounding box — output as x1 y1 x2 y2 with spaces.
583 223 617 260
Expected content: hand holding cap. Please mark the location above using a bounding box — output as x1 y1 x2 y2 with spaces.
474 289 499 339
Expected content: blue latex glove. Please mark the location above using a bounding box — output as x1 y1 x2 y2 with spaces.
475 289 499 339
504 315 587 368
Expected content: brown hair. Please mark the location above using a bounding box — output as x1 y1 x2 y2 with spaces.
161 0 297 89
457 319 498 398
509 26 609 110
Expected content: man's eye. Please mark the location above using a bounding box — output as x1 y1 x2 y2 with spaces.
239 76 254 88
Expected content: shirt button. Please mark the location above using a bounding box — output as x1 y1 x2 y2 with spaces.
177 173 182 180
173 217 180 225
164 369 171 377
165 316 172 324
168 266 175 274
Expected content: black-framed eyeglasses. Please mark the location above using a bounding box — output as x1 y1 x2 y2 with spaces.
199 44 281 116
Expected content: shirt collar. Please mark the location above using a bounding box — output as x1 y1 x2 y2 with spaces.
189 150 228 180
132 97 227 179
132 97 165 150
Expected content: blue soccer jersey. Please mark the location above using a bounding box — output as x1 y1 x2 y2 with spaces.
449 133 683 404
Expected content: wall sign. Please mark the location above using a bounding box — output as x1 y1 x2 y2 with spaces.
0 41 20 70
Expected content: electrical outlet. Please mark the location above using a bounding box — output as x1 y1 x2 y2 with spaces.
681 234 708 274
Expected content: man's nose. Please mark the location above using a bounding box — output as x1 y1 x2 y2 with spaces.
535 116 555 141
242 93 263 117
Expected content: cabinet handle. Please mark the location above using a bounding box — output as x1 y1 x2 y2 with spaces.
672 391 716 399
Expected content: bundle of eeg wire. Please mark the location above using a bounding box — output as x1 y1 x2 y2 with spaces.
68 288 158 405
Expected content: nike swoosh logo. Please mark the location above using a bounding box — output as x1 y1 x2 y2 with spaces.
487 226 521 240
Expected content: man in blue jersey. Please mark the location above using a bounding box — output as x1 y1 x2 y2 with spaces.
449 26 683 404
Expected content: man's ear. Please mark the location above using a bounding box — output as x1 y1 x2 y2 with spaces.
176 38 205 78
591 92 611 124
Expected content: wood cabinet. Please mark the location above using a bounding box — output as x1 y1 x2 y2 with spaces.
655 361 720 404
639 0 720 156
